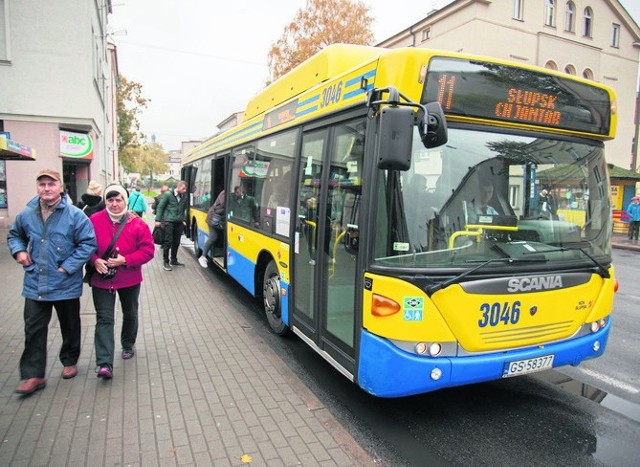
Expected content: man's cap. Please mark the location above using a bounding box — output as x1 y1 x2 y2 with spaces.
36 168 62 182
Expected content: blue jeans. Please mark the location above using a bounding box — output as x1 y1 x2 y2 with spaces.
92 284 141 367
20 298 81 379
202 226 222 258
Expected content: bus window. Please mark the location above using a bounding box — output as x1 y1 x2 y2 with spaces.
255 130 296 236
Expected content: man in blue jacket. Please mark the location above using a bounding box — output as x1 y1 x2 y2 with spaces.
7 168 96 395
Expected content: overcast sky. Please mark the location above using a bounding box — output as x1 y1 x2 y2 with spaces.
109 0 640 151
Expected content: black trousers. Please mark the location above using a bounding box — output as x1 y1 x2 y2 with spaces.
20 298 81 379
629 221 640 240
162 221 184 263
93 284 141 367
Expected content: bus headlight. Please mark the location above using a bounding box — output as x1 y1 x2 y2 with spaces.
430 368 442 380
428 343 442 357
590 317 607 333
415 342 442 356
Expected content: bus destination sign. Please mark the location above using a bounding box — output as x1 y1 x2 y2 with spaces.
263 100 298 131
422 57 612 136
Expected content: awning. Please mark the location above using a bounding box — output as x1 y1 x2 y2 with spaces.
0 136 37 161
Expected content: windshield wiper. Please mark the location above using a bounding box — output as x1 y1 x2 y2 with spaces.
426 256 547 295
530 246 610 278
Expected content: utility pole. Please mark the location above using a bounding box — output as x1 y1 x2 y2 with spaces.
633 88 640 171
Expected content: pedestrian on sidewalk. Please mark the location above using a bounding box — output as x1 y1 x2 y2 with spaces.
155 180 188 271
7 168 97 395
626 195 640 241
200 189 225 268
88 184 155 379
128 186 147 218
151 184 169 215
76 180 105 217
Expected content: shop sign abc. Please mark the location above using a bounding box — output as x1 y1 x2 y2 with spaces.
60 130 93 159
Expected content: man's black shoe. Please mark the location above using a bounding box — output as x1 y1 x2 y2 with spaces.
163 262 172 271
170 260 186 267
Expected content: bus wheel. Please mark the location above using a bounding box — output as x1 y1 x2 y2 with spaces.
192 223 202 257
263 260 289 336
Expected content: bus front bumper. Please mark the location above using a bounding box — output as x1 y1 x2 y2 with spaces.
357 319 610 398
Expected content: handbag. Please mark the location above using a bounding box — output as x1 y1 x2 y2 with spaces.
206 196 225 229
152 224 164 245
210 213 225 229
84 213 129 284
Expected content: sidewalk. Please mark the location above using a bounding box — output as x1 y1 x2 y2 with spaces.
612 233 640 252
0 231 375 467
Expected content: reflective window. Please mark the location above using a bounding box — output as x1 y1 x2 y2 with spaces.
612 23 620 48
584 7 593 37
191 157 212 210
565 1 575 32
229 129 296 236
373 128 611 269
513 0 524 20
545 0 555 27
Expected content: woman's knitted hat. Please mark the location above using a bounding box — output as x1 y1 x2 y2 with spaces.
103 184 129 204
86 180 102 196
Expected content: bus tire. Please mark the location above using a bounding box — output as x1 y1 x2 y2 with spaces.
263 260 289 336
192 223 202 258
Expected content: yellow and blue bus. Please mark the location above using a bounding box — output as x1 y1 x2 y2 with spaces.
182 44 617 397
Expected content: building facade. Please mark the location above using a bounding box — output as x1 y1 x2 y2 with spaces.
0 0 118 227
378 0 640 171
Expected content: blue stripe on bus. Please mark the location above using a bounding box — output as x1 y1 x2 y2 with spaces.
344 69 376 88
342 70 376 100
227 247 256 296
280 281 290 326
357 319 611 398
342 87 367 100
296 106 318 117
205 122 264 152
298 94 320 106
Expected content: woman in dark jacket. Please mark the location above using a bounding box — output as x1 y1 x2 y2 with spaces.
76 180 105 217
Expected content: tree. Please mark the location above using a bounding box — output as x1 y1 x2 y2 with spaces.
122 142 168 186
140 143 169 189
117 75 149 171
267 0 374 83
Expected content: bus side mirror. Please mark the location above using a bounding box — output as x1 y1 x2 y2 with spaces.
420 102 448 149
376 106 414 171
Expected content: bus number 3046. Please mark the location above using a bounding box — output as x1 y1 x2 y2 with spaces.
478 301 521 327
321 82 343 108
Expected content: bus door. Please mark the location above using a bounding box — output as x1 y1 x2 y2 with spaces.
182 164 197 238
211 156 227 268
293 118 365 375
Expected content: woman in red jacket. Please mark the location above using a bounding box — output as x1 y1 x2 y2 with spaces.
89 184 155 379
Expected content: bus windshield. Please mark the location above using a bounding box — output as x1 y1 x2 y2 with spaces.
373 127 611 269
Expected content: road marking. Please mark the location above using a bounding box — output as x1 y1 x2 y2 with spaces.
578 367 640 394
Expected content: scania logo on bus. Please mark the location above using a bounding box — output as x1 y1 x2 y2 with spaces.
507 275 563 293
